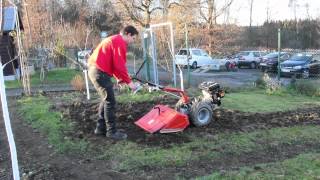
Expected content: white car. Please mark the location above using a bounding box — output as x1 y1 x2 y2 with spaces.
230 51 267 69
175 48 213 69
77 49 92 67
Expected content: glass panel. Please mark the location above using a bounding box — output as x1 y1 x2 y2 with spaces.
178 50 188 55
192 50 201 56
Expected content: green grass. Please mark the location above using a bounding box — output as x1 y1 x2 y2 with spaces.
222 89 320 112
18 96 88 153
199 153 320 179
5 68 82 88
99 125 320 171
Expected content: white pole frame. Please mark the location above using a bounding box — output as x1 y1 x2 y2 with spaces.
145 22 182 89
0 60 20 180
83 69 90 100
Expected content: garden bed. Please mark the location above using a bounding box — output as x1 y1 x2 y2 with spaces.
1 91 320 179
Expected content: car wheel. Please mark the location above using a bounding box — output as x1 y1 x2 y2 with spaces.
191 62 197 69
225 61 231 71
302 69 309 79
250 62 256 69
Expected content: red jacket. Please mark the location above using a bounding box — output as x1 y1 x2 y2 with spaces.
88 34 131 84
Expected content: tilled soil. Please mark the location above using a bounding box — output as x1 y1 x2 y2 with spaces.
58 94 320 147
0 105 11 180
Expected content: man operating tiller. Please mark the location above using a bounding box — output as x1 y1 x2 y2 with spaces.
88 25 139 140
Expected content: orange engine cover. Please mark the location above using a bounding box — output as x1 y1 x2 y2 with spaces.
135 105 190 133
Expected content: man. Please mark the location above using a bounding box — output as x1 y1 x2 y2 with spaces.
88 25 139 140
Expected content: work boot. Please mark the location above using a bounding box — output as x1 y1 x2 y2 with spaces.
94 119 106 136
106 131 127 140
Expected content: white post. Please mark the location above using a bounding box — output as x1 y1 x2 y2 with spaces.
83 69 90 100
150 31 159 85
0 61 20 180
179 68 184 91
169 23 178 88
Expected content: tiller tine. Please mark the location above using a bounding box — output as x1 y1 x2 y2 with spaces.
135 105 189 133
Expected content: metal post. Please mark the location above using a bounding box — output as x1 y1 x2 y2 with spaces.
150 31 159 85
169 23 177 87
83 69 90 100
143 32 151 81
185 24 190 88
277 28 281 81
0 61 20 180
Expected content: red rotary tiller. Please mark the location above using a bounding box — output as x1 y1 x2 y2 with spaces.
134 79 225 133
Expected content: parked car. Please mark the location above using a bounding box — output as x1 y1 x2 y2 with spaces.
280 53 320 78
259 52 292 72
77 49 92 67
175 48 213 69
230 51 267 69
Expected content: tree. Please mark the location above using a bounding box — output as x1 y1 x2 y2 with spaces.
248 0 253 28
198 0 234 53
288 0 301 48
0 0 4 31
116 0 179 28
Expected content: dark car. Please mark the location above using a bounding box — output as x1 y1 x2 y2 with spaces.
280 53 320 78
259 52 291 72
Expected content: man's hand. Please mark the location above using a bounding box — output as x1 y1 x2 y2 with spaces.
128 82 143 94
128 82 138 91
116 79 125 91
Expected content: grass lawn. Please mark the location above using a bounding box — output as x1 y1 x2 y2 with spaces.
5 68 82 89
222 89 320 112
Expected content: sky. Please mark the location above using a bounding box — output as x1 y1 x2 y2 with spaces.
218 0 320 26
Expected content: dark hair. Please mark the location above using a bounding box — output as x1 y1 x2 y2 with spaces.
121 25 139 36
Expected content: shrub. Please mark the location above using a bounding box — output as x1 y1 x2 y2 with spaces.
255 75 266 88
290 80 320 97
255 73 282 93
71 74 85 91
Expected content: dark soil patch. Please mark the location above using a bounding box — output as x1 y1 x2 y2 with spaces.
55 94 191 148
0 106 12 180
202 107 320 133
54 93 320 148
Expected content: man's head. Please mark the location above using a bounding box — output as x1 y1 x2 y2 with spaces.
120 25 139 44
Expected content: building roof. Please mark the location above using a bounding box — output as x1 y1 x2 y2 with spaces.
3 6 24 32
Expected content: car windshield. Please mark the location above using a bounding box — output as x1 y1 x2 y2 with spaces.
289 54 312 61
192 50 201 56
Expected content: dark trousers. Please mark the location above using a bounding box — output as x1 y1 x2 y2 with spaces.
88 66 117 133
